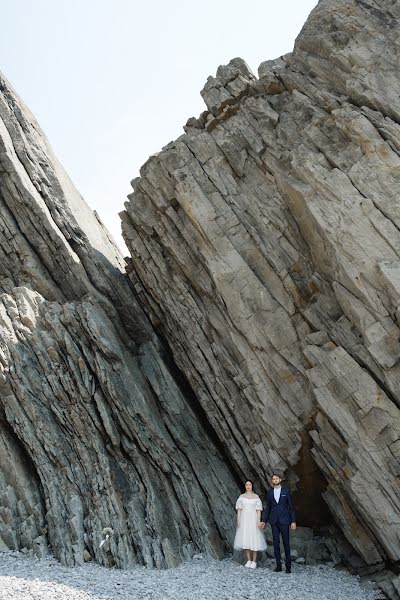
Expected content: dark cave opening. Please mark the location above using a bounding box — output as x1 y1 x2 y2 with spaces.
291 425 332 532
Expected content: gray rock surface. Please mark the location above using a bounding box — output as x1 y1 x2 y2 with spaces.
1 0 400 597
0 72 239 568
121 0 400 595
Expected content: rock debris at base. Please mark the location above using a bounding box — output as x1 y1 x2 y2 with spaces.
0 553 385 600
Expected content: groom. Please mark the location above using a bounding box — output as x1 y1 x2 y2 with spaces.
259 473 296 573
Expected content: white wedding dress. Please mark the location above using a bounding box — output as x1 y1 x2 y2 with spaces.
234 494 267 551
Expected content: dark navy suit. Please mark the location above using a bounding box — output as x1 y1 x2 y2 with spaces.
262 487 296 569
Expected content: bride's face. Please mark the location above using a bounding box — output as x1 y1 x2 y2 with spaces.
245 481 253 492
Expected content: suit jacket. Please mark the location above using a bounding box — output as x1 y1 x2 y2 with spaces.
262 487 296 525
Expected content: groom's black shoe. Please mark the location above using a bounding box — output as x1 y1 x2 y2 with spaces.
286 567 292 573
274 565 282 572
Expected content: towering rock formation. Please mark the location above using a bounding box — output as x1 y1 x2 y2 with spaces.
0 73 239 568
121 0 400 596
1 0 399 597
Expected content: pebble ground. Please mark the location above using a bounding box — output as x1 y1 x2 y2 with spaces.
0 552 386 600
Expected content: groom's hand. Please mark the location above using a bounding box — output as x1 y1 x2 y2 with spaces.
259 522 265 529
290 522 296 530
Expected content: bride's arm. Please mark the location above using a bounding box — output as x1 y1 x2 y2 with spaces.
237 507 242 528
235 497 243 527
256 495 264 528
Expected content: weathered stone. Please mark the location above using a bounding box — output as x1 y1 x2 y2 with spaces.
2 0 400 596
0 71 238 569
257 55 288 94
290 527 314 559
305 539 332 565
121 1 400 596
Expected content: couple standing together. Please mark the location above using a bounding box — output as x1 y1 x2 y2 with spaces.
234 474 296 572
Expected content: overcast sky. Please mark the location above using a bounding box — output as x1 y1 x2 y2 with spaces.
2 0 318 254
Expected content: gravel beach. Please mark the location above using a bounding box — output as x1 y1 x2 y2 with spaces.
0 552 385 600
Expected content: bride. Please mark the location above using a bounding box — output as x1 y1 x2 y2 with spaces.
234 480 267 568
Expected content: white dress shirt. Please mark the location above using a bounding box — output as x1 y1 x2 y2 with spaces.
274 486 281 503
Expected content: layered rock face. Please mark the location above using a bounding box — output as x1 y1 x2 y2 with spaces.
2 0 400 596
0 73 239 568
122 0 400 595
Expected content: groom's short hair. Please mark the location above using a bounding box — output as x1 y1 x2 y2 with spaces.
271 473 282 479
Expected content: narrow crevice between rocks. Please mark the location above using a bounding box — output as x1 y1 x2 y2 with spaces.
153 331 246 489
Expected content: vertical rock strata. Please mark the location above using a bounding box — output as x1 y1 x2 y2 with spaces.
122 0 400 594
0 72 239 567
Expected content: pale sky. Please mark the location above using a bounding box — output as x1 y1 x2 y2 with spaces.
2 0 318 254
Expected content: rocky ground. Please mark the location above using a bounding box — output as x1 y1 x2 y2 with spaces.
0 552 386 600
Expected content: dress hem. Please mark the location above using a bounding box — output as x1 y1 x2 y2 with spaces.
234 546 267 551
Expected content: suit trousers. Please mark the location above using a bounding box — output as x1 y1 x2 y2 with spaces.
271 523 291 567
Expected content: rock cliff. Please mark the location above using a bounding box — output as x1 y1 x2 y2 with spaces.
1 0 400 597
121 0 400 596
0 72 239 568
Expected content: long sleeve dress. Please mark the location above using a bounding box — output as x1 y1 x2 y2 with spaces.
233 495 267 551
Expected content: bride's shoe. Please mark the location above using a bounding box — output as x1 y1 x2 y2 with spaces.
244 560 252 567
250 561 257 569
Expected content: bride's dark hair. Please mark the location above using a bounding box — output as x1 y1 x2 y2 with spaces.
244 479 255 492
